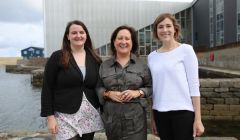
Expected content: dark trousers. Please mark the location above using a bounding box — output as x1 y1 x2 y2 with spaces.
68 132 95 140
153 110 194 140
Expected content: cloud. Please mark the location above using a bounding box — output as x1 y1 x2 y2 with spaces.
0 22 43 57
0 0 43 57
0 0 43 23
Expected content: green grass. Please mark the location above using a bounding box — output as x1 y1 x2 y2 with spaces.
202 120 240 139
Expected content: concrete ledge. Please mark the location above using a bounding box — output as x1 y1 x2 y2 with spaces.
5 65 42 74
3 132 237 140
199 66 240 78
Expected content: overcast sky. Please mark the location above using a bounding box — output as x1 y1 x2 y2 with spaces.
0 0 43 57
0 0 194 57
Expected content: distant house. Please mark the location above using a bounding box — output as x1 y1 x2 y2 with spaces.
21 46 44 59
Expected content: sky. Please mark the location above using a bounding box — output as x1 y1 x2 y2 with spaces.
0 0 194 57
0 0 43 57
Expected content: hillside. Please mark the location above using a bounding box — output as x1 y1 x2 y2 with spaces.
0 57 22 65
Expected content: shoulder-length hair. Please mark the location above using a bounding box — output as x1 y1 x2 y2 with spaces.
110 25 139 56
153 13 182 41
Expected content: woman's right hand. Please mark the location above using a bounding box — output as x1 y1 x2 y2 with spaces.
108 91 123 103
47 115 58 134
151 114 158 137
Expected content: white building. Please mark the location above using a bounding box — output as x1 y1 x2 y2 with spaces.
43 0 194 56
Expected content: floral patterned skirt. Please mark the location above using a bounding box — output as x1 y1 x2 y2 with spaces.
55 93 104 140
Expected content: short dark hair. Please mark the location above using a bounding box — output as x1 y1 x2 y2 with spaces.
153 13 181 41
110 25 139 56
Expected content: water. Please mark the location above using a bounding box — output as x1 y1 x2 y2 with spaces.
0 66 47 133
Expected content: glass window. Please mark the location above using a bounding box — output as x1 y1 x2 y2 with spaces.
145 31 151 44
146 45 151 55
145 25 150 31
151 46 158 52
175 13 179 20
96 48 100 55
139 32 145 46
100 45 106 56
238 13 240 25
139 28 144 32
139 46 145 55
152 39 157 46
107 43 111 56
216 0 224 46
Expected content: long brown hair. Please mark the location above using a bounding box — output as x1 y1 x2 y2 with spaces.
61 20 102 69
153 13 182 41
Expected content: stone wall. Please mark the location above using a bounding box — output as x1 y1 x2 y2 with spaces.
31 69 44 87
200 78 240 120
17 57 47 67
31 68 240 121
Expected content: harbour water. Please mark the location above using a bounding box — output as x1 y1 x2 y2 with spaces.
0 66 46 133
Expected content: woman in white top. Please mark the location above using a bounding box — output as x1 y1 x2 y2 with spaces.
148 13 204 140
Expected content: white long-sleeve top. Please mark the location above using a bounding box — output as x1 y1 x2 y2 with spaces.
148 44 200 112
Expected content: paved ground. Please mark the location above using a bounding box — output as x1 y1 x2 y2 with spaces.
1 132 237 140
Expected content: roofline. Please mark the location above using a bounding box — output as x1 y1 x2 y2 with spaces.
189 0 198 7
21 46 44 51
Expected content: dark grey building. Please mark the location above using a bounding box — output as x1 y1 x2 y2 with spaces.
192 0 238 48
21 46 44 59
96 0 240 57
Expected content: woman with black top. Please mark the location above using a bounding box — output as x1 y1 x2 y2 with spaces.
41 20 103 140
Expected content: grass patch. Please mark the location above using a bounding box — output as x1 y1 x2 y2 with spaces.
0 57 22 65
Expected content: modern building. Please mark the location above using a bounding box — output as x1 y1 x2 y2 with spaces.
96 0 240 56
43 0 239 57
21 46 44 59
43 0 195 57
192 0 239 48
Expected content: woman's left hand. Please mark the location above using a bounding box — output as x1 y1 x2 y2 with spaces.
193 120 204 137
121 90 139 102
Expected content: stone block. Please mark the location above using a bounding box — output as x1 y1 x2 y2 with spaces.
201 92 221 97
233 92 240 97
233 81 240 88
201 104 213 110
229 88 240 92
219 79 235 88
201 110 210 115
220 92 234 98
200 88 214 92
214 116 233 120
214 104 229 110
230 105 240 111
215 88 229 92
207 98 224 104
200 79 219 88
225 98 240 105
201 98 206 104
210 110 239 116
202 115 215 120
233 116 240 121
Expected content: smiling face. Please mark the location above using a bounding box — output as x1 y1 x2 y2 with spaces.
157 17 176 43
67 24 87 48
114 29 132 56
